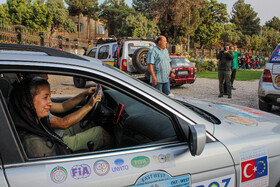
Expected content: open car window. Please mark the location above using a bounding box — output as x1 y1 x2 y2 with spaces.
6 73 178 159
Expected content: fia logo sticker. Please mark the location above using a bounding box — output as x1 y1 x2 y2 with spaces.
70 164 91 179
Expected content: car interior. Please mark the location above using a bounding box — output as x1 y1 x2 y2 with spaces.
0 72 178 158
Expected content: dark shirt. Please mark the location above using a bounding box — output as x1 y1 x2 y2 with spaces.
217 51 234 71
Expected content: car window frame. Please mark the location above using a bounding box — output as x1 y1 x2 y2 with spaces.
2 69 189 164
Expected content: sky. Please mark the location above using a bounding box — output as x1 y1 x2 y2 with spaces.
0 0 279 25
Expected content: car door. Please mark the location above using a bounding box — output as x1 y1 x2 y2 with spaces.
97 44 116 66
1 75 236 187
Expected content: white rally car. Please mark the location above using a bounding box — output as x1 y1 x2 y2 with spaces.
0 43 280 187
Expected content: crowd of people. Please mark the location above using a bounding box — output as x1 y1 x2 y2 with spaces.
239 54 263 70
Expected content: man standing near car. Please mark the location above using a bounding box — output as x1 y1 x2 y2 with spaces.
147 35 175 95
217 43 234 98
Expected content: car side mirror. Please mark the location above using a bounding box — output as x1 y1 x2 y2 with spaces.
187 124 206 156
177 117 206 156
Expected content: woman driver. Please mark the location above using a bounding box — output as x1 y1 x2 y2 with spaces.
9 77 110 158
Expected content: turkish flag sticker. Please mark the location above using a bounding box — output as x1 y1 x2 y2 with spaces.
241 159 256 182
241 156 268 183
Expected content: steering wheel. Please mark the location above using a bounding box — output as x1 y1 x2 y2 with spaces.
80 86 103 128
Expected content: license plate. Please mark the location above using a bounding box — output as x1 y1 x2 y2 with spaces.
273 64 280 74
177 70 189 75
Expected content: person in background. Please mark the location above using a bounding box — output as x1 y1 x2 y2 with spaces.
217 43 234 98
231 44 242 90
182 52 190 59
240 54 246 70
147 35 175 95
200 55 205 62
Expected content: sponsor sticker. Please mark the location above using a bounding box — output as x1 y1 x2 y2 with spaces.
193 174 234 187
225 116 257 126
70 164 91 180
112 158 129 172
46 150 175 185
153 153 171 163
216 104 270 117
131 156 150 168
275 75 280 87
94 160 110 176
239 147 269 187
271 48 280 62
50 166 67 184
129 170 191 187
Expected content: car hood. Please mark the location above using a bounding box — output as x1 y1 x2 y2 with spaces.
174 96 280 142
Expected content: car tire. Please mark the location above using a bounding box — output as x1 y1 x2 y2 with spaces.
73 77 86 88
132 47 150 74
258 99 272 112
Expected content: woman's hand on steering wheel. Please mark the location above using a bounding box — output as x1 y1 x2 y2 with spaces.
87 92 102 107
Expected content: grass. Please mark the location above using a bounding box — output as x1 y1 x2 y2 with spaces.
196 69 263 81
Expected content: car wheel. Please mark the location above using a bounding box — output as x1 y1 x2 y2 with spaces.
132 47 150 74
258 99 272 112
73 77 86 88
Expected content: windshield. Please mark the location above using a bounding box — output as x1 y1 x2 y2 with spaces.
170 58 193 68
128 42 155 55
270 46 280 63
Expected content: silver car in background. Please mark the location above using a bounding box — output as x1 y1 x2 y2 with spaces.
1 43 280 187
258 43 280 111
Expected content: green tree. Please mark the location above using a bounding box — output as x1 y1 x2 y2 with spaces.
265 16 280 32
193 0 228 48
261 26 280 52
0 4 11 23
45 0 76 36
149 0 207 44
117 13 160 37
151 0 188 42
132 0 153 18
220 23 242 45
27 0 51 31
231 0 261 36
99 0 134 36
7 0 51 31
7 0 33 26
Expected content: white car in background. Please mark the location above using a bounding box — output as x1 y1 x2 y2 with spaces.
258 43 280 112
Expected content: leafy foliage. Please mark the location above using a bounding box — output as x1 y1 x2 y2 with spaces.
265 16 280 32
231 0 261 36
45 0 76 34
99 0 134 36
0 4 11 23
193 0 228 48
117 13 160 37
196 60 217 72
